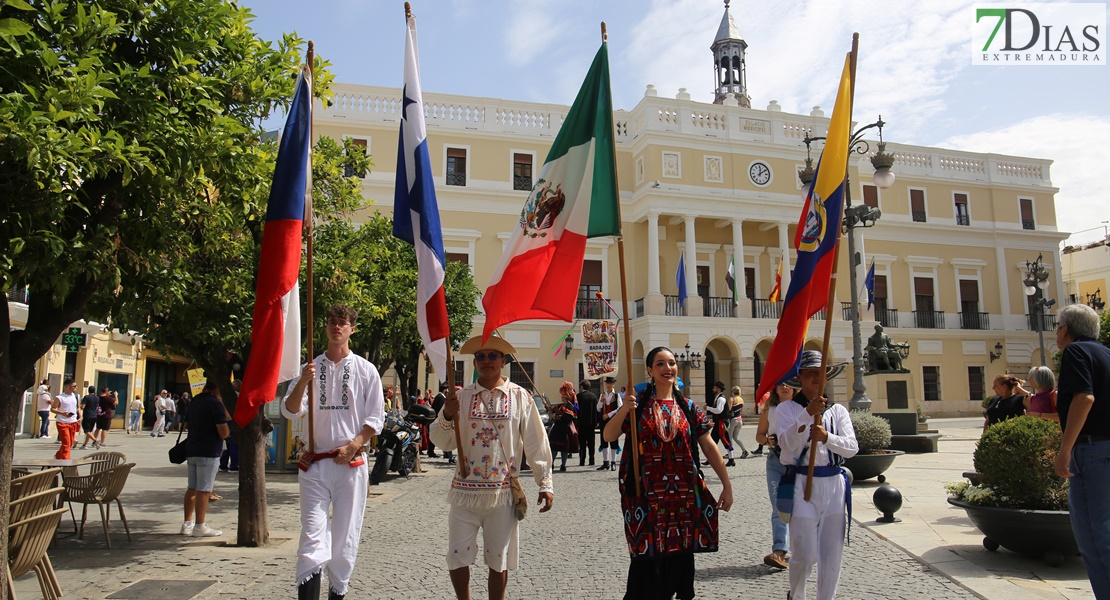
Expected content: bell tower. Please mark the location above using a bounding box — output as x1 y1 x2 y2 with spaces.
712 0 749 107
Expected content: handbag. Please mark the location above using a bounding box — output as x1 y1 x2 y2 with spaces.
168 426 187 464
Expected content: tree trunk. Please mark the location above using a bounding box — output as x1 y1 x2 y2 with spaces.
0 388 19 600
236 411 269 547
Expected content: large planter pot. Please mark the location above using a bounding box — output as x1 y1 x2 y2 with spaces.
842 449 903 483
947 497 1079 566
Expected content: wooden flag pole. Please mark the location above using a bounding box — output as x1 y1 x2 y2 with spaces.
602 21 642 498
305 41 316 454
805 34 859 503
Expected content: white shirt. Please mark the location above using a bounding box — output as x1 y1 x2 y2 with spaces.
707 393 727 415
776 397 858 468
281 352 386 454
55 393 79 424
599 389 620 419
37 386 51 411
429 379 553 510
129 399 143 411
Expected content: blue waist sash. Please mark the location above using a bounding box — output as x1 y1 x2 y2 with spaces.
783 464 853 544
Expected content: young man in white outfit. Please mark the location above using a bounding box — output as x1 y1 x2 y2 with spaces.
595 376 620 471
152 391 168 437
282 304 385 600
429 335 554 600
706 380 738 466
776 350 858 600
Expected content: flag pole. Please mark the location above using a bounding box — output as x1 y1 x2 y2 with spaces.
305 41 316 454
602 21 642 498
805 33 858 502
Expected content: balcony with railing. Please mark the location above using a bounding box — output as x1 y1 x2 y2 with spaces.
913 310 946 329
809 307 827 321
1027 313 1057 332
876 308 899 328
752 299 782 319
702 297 735 318
445 173 467 186
912 211 927 222
576 298 614 320
513 175 532 191
664 295 686 316
956 214 970 226
960 311 990 330
634 298 644 319
1022 219 1036 230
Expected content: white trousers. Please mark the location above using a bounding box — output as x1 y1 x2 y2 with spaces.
296 457 369 595
153 412 166 435
788 472 847 600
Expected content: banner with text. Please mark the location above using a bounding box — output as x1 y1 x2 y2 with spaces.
581 320 618 379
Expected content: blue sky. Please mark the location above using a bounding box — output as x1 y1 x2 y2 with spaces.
241 0 1109 247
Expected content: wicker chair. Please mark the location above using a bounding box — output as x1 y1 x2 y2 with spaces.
61 463 134 548
6 507 67 600
10 468 62 500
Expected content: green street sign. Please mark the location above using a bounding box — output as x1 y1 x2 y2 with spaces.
62 327 86 353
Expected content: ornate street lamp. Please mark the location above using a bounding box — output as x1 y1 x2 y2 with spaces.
676 343 703 369
799 117 896 411
564 334 574 359
989 342 1003 363
1023 253 1056 367
1087 288 1105 311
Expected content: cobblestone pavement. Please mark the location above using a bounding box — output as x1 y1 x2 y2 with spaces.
12 425 978 599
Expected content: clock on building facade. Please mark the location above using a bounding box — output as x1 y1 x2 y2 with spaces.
748 160 771 186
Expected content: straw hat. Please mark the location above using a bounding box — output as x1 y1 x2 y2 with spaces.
459 335 517 356
784 350 847 388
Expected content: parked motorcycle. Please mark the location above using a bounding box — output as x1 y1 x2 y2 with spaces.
370 403 437 485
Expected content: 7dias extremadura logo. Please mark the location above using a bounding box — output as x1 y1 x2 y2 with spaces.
973 3 1105 65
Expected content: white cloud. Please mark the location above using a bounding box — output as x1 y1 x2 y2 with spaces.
941 113 1110 246
504 4 569 67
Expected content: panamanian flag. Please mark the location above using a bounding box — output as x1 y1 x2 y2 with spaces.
482 42 621 340
394 12 449 381
235 68 311 427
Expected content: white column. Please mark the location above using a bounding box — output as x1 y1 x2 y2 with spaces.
995 245 1011 318
684 216 702 315
647 212 661 295
777 222 792 295
731 218 746 299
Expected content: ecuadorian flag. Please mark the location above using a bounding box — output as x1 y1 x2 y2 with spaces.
756 54 853 401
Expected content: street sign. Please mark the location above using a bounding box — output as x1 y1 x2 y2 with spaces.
62 327 86 353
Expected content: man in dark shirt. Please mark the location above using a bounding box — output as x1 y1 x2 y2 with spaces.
576 380 598 466
1052 304 1110 598
96 387 117 448
79 386 100 450
181 381 230 538
431 383 453 465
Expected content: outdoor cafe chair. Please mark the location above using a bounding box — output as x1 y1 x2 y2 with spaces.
6 507 67 600
62 462 134 548
10 468 62 501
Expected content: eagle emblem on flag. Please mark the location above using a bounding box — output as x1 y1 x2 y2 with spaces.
798 191 827 252
519 178 566 238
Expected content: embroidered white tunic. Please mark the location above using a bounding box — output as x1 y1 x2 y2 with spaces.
280 352 386 454
430 380 553 510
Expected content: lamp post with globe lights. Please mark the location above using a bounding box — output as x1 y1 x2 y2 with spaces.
799 117 896 411
1023 253 1056 367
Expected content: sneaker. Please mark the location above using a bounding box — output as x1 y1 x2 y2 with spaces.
191 523 222 537
93 442 101 450
150 433 155 437
725 459 736 467
80 444 88 450
180 521 195 536
741 450 750 459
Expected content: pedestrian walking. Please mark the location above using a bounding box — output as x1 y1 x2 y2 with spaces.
51 379 80 460
163 394 177 432
96 388 117 448
706 381 738 465
152 390 168 437
428 335 554 600
776 350 857 600
597 377 620 471
727 386 750 459
281 304 385 600
605 346 733 600
1051 304 1110 599
755 382 795 570
550 381 580 472
576 379 598 466
431 383 454 465
35 379 51 438
128 395 143 434
180 380 230 538
78 386 99 450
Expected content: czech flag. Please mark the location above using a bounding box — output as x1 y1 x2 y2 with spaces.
235 68 312 427
394 12 449 381
756 54 853 401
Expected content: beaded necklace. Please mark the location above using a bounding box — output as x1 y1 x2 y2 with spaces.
651 396 684 443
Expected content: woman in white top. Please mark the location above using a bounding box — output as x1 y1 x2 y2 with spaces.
754 382 794 570
51 379 80 460
128 396 144 434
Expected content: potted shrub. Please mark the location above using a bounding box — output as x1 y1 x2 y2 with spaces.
843 410 904 483
946 415 1076 565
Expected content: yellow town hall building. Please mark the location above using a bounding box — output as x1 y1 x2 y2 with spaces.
314 4 1066 417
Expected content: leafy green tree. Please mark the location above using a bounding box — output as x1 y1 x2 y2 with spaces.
1100 309 1110 347
0 0 307 559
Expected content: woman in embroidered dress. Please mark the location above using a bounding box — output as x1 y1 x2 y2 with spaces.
549 381 580 472
604 347 734 600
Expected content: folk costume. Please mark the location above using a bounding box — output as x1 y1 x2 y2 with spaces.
620 386 718 600
429 379 554 573
549 382 580 472
597 379 621 470
706 383 735 465
281 352 385 598
776 352 857 600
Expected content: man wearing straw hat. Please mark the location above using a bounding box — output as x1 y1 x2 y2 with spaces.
429 334 554 600
281 304 385 600
776 350 857 600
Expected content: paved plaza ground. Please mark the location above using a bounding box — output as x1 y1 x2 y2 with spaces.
9 417 1095 599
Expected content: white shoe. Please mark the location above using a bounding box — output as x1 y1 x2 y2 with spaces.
191 523 222 537
179 521 194 535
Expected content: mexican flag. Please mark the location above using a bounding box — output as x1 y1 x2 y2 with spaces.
481 42 620 340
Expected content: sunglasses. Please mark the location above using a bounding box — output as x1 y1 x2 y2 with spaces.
474 352 504 362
